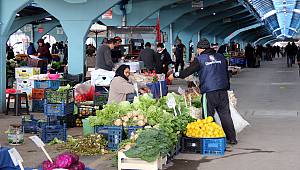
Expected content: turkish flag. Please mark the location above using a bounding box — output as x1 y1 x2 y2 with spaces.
156 17 161 42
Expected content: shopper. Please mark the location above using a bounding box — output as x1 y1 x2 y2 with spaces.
111 36 123 63
175 39 186 72
245 43 255 67
95 38 116 71
27 42 36 55
297 46 300 76
286 42 293 67
156 43 172 75
139 42 156 70
168 38 237 145
37 39 51 62
291 42 298 64
108 65 146 104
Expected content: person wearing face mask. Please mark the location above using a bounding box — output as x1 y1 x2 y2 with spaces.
156 43 172 75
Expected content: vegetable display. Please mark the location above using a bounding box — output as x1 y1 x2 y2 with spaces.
124 128 173 162
61 135 108 156
185 116 225 138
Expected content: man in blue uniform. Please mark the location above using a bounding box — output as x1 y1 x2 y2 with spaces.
168 38 237 145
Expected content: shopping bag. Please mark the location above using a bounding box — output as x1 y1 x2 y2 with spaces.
214 104 249 134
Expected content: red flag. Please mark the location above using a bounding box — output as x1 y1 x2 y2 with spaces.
156 16 161 42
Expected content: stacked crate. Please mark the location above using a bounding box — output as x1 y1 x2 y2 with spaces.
15 67 40 100
75 106 96 127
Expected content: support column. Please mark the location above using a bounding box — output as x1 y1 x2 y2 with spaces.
0 35 6 113
60 21 90 74
169 23 173 57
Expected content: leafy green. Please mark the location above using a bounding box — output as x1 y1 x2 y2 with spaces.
124 128 173 162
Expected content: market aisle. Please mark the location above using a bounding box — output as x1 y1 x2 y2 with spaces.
168 57 300 170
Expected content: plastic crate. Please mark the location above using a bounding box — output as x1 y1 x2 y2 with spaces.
44 101 74 116
180 137 203 154
22 115 38 133
58 114 76 128
32 99 44 112
94 93 108 106
202 138 226 156
78 106 96 117
32 88 45 99
39 124 67 143
124 126 144 139
34 80 60 90
45 89 74 104
94 126 123 151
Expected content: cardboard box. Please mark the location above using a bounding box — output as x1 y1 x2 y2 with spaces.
15 67 40 79
16 78 34 100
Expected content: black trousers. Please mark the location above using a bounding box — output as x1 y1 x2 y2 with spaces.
202 90 237 141
175 60 184 72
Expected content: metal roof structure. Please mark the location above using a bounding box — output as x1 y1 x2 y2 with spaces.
248 0 300 38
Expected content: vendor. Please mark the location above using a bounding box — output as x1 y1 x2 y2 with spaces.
37 39 51 62
139 42 156 70
95 38 116 71
108 65 145 104
168 38 237 145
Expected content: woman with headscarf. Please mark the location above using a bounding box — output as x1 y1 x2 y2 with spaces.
107 65 136 104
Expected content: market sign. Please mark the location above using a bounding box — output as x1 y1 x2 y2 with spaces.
102 9 112 19
192 0 203 8
38 26 44 33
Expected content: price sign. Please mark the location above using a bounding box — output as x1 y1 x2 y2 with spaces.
8 148 23 167
29 135 45 147
29 136 53 163
167 95 177 116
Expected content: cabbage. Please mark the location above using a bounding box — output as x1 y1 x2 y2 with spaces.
69 161 85 170
54 153 74 168
42 160 56 170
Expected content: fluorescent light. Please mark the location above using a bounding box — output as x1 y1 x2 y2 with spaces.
16 13 20 17
213 13 216 15
45 17 52 21
201 7 204 10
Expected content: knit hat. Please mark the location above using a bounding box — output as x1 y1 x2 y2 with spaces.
197 38 210 49
37 39 44 44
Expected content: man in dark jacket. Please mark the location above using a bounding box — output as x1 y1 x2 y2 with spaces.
156 43 172 75
139 42 156 70
168 38 237 145
95 38 116 71
175 39 186 72
27 42 36 55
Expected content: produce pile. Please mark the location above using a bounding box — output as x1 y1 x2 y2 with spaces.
45 84 73 103
60 135 108 156
42 152 85 170
185 116 225 138
121 128 173 162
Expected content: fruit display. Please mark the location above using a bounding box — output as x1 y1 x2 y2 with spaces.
185 116 225 138
78 106 96 117
75 118 83 127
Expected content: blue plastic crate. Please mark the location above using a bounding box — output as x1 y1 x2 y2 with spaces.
34 80 60 90
39 124 67 143
202 137 226 156
94 126 123 151
236 58 246 65
125 126 144 139
229 58 236 65
32 99 44 112
44 101 74 116
22 115 38 133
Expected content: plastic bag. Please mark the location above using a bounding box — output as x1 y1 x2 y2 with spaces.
214 104 249 134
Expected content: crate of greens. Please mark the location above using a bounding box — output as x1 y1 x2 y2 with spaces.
45 84 74 104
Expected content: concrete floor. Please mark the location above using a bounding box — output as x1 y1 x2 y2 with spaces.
1 57 300 170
